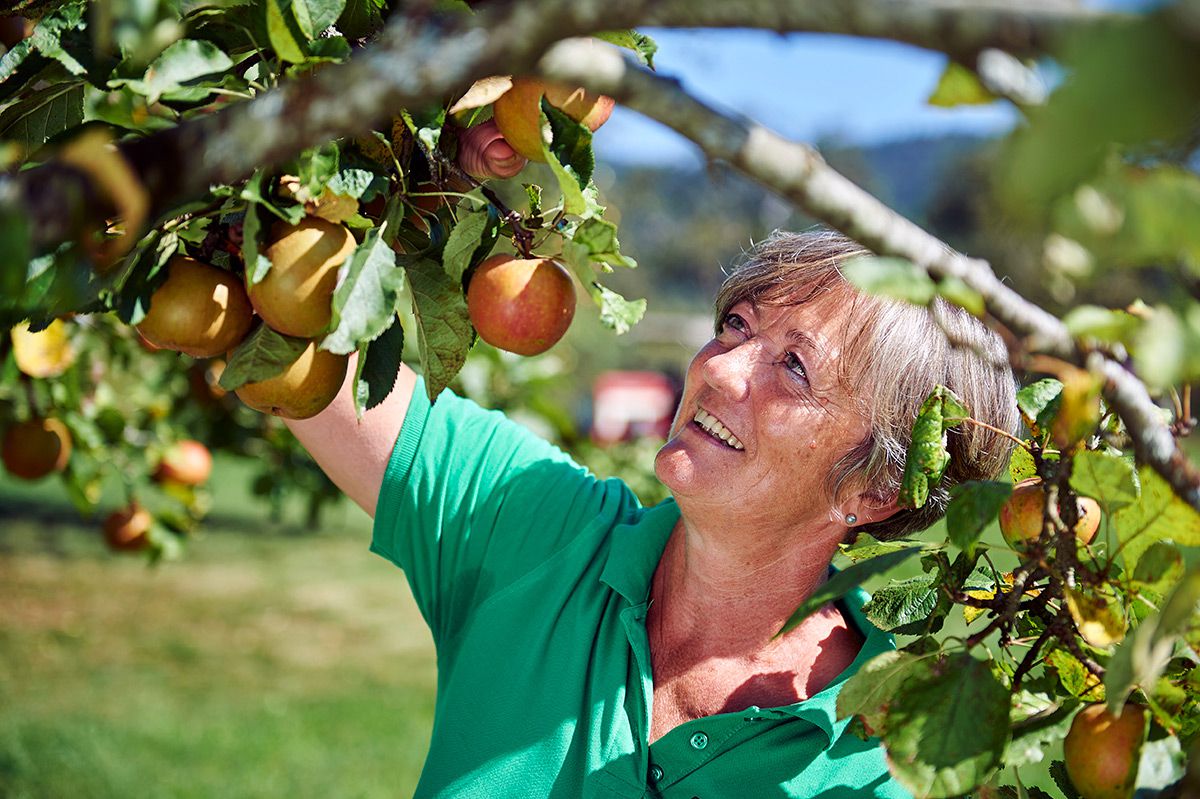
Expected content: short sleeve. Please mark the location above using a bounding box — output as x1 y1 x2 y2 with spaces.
371 380 635 644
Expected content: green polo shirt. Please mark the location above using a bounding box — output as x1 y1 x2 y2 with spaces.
371 382 911 798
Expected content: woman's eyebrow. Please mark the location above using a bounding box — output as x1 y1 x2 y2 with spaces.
785 329 824 366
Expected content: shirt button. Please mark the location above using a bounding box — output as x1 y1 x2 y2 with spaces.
649 764 664 782
689 732 709 750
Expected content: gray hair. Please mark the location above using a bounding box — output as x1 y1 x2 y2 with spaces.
714 229 1019 541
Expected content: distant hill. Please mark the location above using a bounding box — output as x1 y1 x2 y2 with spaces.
594 133 997 307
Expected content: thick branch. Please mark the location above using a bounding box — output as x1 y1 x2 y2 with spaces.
2 0 1119 255
536 39 1200 513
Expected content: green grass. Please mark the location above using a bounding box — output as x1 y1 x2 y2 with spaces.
0 459 437 799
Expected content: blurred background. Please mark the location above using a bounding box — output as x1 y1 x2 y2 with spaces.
1 7 1181 797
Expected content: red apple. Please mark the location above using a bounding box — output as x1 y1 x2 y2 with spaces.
467 255 576 356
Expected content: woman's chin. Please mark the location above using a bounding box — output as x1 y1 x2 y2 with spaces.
654 438 699 496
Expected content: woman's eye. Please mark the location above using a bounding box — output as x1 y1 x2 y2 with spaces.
783 351 807 380
721 313 747 333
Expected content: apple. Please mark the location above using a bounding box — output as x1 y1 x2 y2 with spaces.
1063 703 1147 799
103 504 153 552
999 478 1101 552
250 218 357 338
1 418 72 480
492 77 614 162
466 255 575 356
154 440 213 486
136 256 254 357
234 341 348 419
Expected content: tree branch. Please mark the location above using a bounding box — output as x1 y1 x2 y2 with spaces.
535 39 1200 514
1 0 1121 256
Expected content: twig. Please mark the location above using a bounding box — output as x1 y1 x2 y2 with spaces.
945 417 1030 450
1012 625 1054 691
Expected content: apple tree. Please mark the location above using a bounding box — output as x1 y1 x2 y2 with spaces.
2 0 1200 796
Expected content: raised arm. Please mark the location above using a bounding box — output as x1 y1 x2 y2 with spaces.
283 357 418 517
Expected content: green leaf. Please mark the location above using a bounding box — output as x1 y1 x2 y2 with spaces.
401 106 446 154
241 204 272 286
0 81 84 152
442 209 489 283
404 255 473 403
935 276 984 317
113 39 234 104
595 30 658 68
544 100 594 190
293 0 345 38
1136 736 1187 794
996 16 1200 223
322 227 402 355
862 575 941 634
1063 305 1142 345
1016 378 1063 438
266 0 308 63
1105 565 1200 712
1113 466 1200 569
839 532 936 563
899 386 966 509
326 168 374 199
1009 445 1037 483
568 217 637 270
928 62 997 107
296 142 340 197
1005 702 1077 769
589 283 645 335
1131 541 1185 597
880 654 1011 798
842 256 937 305
778 548 922 636
1070 449 1138 512
337 0 385 38
837 650 936 734
219 325 310 391
1046 648 1105 701
945 481 1012 554
353 316 404 418
114 230 178 325
29 0 88 76
0 202 31 298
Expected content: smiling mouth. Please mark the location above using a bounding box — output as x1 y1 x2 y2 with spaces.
693 408 745 450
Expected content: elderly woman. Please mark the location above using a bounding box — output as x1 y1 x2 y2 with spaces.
286 229 1017 798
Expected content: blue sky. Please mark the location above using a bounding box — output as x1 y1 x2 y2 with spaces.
592 0 1157 167
593 29 1020 166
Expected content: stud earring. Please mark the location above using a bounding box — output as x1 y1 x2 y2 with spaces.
845 513 857 525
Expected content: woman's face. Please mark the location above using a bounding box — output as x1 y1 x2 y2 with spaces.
655 292 874 531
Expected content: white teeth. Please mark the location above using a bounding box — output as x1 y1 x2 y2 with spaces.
693 408 745 450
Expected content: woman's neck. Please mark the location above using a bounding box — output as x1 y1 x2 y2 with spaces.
649 512 847 656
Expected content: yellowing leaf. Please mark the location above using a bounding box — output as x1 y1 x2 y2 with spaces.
11 320 74 377
963 589 994 624
1066 587 1127 647
1052 366 1102 449
448 75 513 114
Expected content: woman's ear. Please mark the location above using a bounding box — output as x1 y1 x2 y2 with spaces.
843 489 901 528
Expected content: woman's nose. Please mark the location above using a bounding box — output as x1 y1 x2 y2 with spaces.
700 341 757 399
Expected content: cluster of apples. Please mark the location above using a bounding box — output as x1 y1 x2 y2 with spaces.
102 440 213 552
453 78 615 356
136 216 353 420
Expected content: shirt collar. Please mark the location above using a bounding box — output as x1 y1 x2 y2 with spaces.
599 498 895 743
599 498 679 605
773 581 895 742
